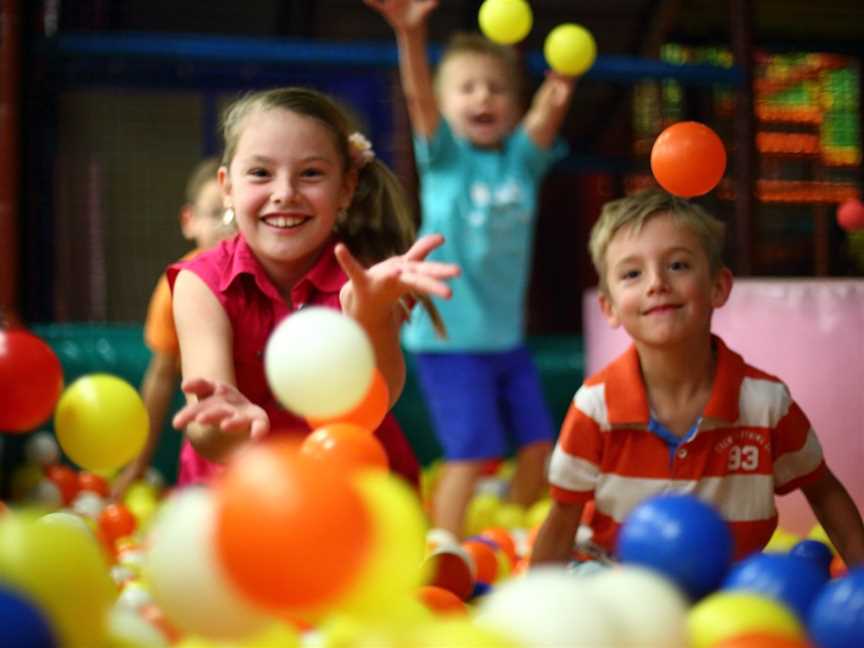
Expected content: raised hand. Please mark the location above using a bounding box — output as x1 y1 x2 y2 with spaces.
364 0 438 31
172 378 270 440
335 233 459 324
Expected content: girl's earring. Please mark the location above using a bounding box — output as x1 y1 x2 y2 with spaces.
337 207 348 224
222 207 236 227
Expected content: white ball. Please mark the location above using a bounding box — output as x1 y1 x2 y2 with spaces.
40 511 94 536
264 307 375 418
28 479 62 508
587 565 689 648
476 566 620 647
146 488 270 640
25 431 60 465
72 491 106 519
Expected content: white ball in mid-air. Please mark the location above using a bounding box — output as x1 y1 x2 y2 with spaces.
264 307 375 419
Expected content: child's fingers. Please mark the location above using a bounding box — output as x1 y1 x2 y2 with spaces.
195 405 235 426
180 377 217 397
249 418 269 440
403 233 445 261
403 260 460 278
397 271 454 299
334 243 368 285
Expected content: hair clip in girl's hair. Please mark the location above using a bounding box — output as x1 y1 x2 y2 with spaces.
348 132 375 168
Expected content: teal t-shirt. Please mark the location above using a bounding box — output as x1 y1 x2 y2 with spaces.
402 120 567 352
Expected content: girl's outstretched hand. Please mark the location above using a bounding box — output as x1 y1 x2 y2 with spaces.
172 377 270 440
335 233 459 325
364 0 438 31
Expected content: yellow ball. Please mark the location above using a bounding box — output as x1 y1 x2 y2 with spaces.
764 527 801 554
544 23 597 76
688 592 804 648
808 523 838 554
478 0 532 45
0 512 116 648
493 503 526 530
54 374 148 472
526 497 552 529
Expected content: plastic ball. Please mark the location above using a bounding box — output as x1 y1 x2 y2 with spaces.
214 438 372 613
306 368 389 431
54 374 148 472
587 565 689 648
712 632 814 648
333 472 429 622
44 464 80 506
0 585 58 648
0 329 64 433
418 585 469 616
264 307 374 419
688 592 804 648
650 121 727 197
544 23 597 76
25 432 60 466
476 566 619 647
807 567 864 648
722 553 828 620
99 503 138 543
462 539 500 584
71 491 105 520
837 198 864 232
764 527 802 554
481 527 518 565
300 422 389 475
789 539 834 574
477 0 532 45
77 471 110 498
0 512 116 648
105 607 169 648
423 548 476 601
122 482 159 528
616 493 733 600
146 488 270 640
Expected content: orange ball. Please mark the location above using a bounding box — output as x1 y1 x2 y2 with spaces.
462 539 499 585
417 585 469 616
651 121 727 197
481 527 518 565
78 471 110 497
215 438 373 612
830 554 848 579
712 632 814 648
99 503 137 543
300 423 389 474
44 464 79 505
306 368 389 431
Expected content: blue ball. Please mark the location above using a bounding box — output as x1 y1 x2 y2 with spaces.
722 552 828 620
808 567 864 648
0 586 58 648
789 538 834 574
615 493 732 600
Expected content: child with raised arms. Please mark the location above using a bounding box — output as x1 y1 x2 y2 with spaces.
169 87 459 487
368 0 577 539
531 189 864 567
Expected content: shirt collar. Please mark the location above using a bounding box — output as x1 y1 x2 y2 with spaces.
217 235 346 304
604 334 745 425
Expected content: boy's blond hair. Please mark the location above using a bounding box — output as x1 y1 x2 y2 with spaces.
589 188 727 293
434 33 526 102
184 157 220 205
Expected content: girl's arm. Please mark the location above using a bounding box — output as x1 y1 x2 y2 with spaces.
523 72 576 150
336 233 459 406
171 269 268 463
802 467 864 567
530 500 584 566
365 0 440 138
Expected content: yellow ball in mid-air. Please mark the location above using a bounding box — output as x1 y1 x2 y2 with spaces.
544 23 597 76
478 0 533 45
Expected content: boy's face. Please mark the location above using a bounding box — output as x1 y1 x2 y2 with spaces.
438 52 520 149
182 179 234 250
598 212 732 349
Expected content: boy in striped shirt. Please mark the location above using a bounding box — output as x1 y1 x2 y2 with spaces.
531 189 864 567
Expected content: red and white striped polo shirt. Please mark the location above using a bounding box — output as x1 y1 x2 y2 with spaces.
549 336 827 560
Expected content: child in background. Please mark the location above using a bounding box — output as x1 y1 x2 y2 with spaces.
368 0 576 538
112 158 233 497
169 87 460 488
531 189 864 567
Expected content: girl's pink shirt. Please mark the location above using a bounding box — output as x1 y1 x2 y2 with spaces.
167 234 419 488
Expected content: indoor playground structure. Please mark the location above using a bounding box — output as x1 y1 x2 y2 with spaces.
1 1 864 646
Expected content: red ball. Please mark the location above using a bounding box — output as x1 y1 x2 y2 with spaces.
836 198 864 232
651 121 727 197
0 329 64 432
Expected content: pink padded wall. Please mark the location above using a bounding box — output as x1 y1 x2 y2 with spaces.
582 279 864 535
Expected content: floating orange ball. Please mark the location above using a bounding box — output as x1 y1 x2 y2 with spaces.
300 423 389 475
481 527 518 566
418 585 469 616
78 471 110 498
712 632 814 648
651 121 727 197
215 438 373 613
306 368 389 431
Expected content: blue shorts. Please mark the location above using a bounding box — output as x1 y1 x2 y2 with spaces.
413 347 555 461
